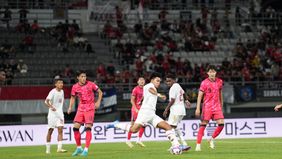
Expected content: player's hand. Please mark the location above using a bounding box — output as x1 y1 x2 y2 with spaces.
163 109 169 118
274 105 281 112
185 100 191 109
95 101 101 109
50 106 56 111
158 94 166 100
195 109 201 118
135 108 139 113
67 107 72 114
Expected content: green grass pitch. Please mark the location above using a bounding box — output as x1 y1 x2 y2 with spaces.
1 138 282 159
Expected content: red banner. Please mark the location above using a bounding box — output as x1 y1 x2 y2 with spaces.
0 86 72 100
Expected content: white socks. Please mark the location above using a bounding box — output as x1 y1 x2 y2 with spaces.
165 129 180 147
57 141 62 150
46 142 50 153
174 128 187 146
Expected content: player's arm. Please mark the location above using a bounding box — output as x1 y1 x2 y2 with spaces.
183 93 191 109
44 99 56 111
149 87 166 100
67 95 75 114
195 90 204 118
274 104 282 112
95 88 103 109
130 95 139 113
163 98 175 118
220 90 223 109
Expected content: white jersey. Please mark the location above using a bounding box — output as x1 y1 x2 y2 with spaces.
169 83 186 115
141 83 158 111
46 88 64 119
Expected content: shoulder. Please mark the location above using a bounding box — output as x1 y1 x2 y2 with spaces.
216 78 223 84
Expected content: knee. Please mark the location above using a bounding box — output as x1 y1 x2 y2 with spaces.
218 124 224 127
85 127 92 132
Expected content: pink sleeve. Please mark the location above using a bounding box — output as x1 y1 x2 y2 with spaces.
219 79 223 90
199 81 206 93
71 85 76 96
92 82 99 91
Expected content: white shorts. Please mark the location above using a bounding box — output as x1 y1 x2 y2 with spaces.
135 109 164 128
167 114 185 126
47 115 64 129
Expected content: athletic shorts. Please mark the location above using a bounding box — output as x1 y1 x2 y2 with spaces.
74 110 95 124
135 109 163 128
131 109 139 121
48 116 64 129
201 110 224 121
167 114 185 126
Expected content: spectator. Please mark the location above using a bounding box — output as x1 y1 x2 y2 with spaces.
71 19 80 34
31 20 40 33
17 59 28 74
63 64 73 78
2 7 12 29
0 70 6 85
18 7 29 23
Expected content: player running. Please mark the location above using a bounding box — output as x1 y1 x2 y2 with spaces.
163 74 191 151
195 65 224 151
44 78 67 154
107 72 182 152
67 71 103 156
126 77 146 148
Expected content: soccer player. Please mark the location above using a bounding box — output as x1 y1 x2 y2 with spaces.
126 77 146 148
274 104 282 111
107 72 182 151
44 78 67 154
67 71 103 156
163 74 191 151
195 65 224 151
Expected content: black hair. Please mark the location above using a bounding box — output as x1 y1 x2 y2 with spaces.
166 73 176 80
54 78 63 84
76 70 87 77
150 72 161 80
206 65 217 72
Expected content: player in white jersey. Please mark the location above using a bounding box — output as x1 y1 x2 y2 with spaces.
44 78 67 154
163 74 191 151
107 72 182 152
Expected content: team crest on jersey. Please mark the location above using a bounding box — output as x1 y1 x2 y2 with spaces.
207 88 212 93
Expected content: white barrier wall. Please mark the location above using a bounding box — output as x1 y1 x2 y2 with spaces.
1 118 282 147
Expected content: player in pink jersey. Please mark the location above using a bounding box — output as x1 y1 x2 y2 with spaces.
126 77 146 148
67 71 103 156
195 65 224 151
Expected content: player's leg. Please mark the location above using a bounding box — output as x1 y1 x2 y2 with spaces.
126 120 134 148
134 111 145 147
153 115 180 148
136 125 146 147
57 126 67 152
196 110 211 151
46 128 54 154
209 112 225 149
167 114 189 147
72 111 84 156
126 110 136 148
80 110 95 156
196 120 209 151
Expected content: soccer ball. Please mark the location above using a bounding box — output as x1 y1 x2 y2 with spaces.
169 146 182 155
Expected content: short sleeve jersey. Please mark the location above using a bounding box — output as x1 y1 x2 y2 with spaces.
131 86 143 110
169 83 186 115
199 78 223 112
71 81 99 112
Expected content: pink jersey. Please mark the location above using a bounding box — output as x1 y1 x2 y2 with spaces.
199 77 223 112
131 86 143 110
71 81 99 112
